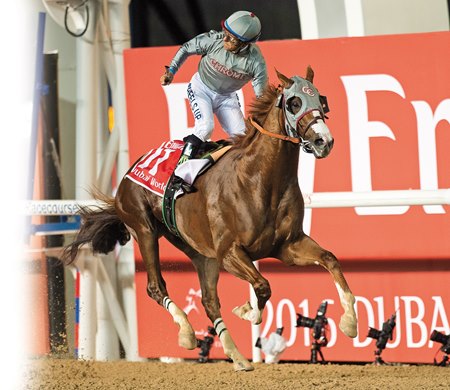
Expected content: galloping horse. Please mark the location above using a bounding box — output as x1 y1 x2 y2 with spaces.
63 67 357 371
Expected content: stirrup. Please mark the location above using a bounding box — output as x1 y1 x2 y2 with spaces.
177 137 202 166
172 175 196 193
177 154 190 167
180 180 196 193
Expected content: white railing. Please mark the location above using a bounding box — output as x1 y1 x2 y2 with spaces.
24 189 450 216
303 189 450 208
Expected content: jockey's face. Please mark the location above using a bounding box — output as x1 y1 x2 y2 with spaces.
223 29 243 52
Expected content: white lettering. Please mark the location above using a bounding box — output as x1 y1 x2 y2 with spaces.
341 74 409 215
428 296 450 347
260 300 274 339
373 296 402 349
411 99 450 214
297 153 315 235
298 299 311 346
259 295 449 353
148 149 175 176
137 148 162 169
353 296 375 347
401 296 427 348
276 299 297 347
162 83 191 140
388 296 401 348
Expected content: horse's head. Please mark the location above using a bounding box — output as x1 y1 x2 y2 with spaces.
276 67 334 158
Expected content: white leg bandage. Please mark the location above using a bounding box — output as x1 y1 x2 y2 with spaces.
163 296 174 312
214 318 227 338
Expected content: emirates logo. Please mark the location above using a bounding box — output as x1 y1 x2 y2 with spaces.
302 86 315 96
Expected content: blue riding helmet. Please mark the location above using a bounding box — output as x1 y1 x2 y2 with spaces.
222 10 262 43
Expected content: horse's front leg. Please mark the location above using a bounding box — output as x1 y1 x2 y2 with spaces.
278 234 357 338
221 243 271 326
190 253 254 371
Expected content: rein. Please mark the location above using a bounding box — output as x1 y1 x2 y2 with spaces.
249 116 300 145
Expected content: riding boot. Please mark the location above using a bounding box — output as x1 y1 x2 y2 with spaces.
177 134 203 166
174 134 203 193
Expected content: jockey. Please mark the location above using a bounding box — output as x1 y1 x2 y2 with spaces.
160 10 268 165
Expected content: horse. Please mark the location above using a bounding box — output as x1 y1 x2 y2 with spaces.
63 67 357 371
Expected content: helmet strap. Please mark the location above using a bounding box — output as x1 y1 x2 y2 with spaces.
232 42 250 54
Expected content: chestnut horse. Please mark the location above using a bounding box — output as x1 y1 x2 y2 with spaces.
63 67 357 371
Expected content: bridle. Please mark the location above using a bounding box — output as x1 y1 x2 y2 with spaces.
249 116 300 144
249 82 330 152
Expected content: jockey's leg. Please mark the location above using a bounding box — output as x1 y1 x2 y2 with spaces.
215 92 246 137
179 73 214 166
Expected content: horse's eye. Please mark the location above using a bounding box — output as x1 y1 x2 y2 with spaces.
288 98 302 114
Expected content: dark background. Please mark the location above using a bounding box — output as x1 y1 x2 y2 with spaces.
129 0 302 47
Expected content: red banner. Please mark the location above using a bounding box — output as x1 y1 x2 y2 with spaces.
124 32 450 362
135 263 450 363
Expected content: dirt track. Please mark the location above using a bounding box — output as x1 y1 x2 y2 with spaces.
23 358 449 389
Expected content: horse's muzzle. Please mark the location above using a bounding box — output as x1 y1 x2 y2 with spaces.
303 120 334 159
312 136 334 159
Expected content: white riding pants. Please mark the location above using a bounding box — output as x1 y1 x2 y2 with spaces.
187 72 245 141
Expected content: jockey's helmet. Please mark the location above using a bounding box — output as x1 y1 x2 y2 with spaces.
222 11 262 43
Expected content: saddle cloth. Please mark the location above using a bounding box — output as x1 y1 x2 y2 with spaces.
125 140 209 197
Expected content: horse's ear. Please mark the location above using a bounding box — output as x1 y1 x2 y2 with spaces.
275 68 294 88
306 65 314 83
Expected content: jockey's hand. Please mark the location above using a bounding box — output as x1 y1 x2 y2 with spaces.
160 67 174 86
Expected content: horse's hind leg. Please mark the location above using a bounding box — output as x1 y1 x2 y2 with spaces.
279 235 357 338
115 184 196 350
134 228 196 349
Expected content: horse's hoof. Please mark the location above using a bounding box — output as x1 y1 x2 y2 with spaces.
232 301 253 319
339 317 358 338
233 360 254 372
178 332 197 350
232 302 261 325
244 310 262 325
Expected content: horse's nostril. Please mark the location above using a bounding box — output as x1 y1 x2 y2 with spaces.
315 138 325 147
329 138 335 149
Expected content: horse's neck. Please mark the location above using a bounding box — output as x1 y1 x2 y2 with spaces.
239 108 300 189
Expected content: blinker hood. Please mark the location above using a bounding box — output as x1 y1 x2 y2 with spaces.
282 76 328 135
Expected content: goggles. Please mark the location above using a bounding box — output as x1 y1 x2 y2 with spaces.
222 29 241 45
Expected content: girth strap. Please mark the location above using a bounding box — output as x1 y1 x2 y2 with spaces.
162 175 185 238
161 144 233 239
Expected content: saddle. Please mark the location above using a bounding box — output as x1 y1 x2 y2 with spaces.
162 140 232 238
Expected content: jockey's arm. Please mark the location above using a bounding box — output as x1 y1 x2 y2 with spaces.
252 60 268 98
160 31 216 86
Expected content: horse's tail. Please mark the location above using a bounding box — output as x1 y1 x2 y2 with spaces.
61 191 130 265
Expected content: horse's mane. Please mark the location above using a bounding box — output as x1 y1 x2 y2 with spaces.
248 84 279 119
233 84 279 149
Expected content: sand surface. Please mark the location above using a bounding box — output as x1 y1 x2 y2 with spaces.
23 358 450 389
